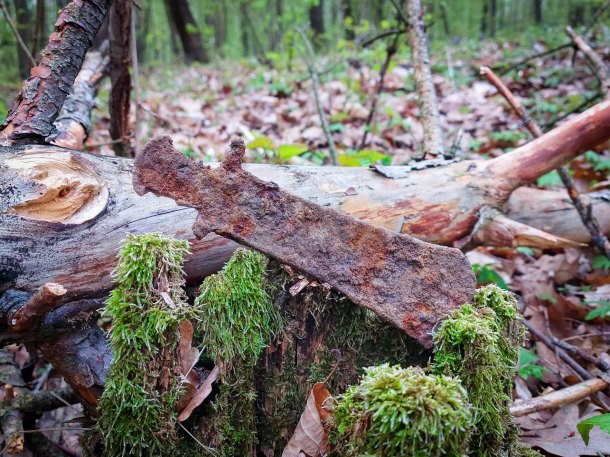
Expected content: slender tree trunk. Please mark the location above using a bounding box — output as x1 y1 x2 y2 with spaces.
309 0 325 45
32 0 46 59
13 0 32 79
240 1 250 55
406 0 446 158
342 0 354 40
108 0 133 157
164 0 208 64
533 0 543 24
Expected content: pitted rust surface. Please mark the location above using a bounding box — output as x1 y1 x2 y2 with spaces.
133 136 476 348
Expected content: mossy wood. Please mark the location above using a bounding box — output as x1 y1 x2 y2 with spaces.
133 135 476 349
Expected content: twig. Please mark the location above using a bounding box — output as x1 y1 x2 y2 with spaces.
480 66 610 260
510 377 608 417
585 0 610 33
565 26 610 92
359 28 403 48
497 43 573 76
359 34 399 150
388 0 409 27
296 28 338 165
0 0 36 68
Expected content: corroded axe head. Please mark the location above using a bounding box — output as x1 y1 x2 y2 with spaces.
133 136 475 349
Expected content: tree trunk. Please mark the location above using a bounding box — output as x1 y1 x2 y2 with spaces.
32 0 46 59
164 0 208 64
13 0 33 79
309 0 325 43
533 0 543 24
1 0 112 144
240 2 250 55
3 98 610 298
406 0 446 158
341 0 354 40
108 0 133 157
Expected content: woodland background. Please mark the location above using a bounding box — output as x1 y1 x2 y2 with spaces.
1 0 610 456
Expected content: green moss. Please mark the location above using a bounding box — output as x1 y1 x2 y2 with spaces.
331 364 474 457
96 233 191 457
194 248 282 368
194 248 283 455
433 285 537 457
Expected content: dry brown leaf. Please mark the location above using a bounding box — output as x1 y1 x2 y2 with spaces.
518 402 610 456
177 365 219 422
282 383 332 457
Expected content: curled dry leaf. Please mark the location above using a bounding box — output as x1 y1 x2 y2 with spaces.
177 365 220 422
282 383 332 457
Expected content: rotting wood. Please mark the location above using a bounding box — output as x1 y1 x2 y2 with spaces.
0 0 112 144
133 136 476 349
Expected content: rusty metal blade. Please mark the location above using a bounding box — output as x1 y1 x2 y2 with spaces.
133 136 475 348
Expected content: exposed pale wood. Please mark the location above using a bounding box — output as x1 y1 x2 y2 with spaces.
510 378 608 417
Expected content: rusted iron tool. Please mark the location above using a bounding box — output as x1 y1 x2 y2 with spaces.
133 136 475 349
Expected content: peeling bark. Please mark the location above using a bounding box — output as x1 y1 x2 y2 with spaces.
0 0 112 144
52 44 109 150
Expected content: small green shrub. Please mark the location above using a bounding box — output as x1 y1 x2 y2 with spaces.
331 364 474 457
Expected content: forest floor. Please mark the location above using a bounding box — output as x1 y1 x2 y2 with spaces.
2 31 610 455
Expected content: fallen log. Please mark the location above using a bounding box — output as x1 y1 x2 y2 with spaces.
2 99 610 297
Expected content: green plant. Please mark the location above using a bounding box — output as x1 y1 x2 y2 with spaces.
585 299 610 321
585 151 610 173
96 233 191 457
537 170 563 187
578 413 610 445
518 348 546 381
472 263 508 290
332 364 473 457
434 285 528 457
592 254 610 271
336 149 391 167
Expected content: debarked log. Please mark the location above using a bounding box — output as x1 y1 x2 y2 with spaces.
1 110 610 299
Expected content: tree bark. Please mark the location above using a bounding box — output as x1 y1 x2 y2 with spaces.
108 0 133 157
52 44 109 150
164 0 209 64
0 0 112 144
2 98 610 298
406 0 446 158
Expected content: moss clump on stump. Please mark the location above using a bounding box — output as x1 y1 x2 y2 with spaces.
195 248 282 456
434 284 537 457
96 233 191 457
331 364 474 457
